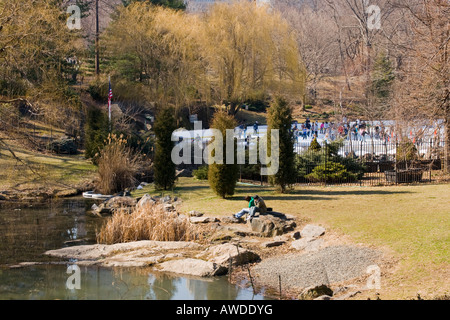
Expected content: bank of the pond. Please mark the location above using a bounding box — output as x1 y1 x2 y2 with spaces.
38 192 386 301
0 198 268 300
0 180 95 206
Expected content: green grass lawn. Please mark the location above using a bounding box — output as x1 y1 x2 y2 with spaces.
0 144 96 195
133 177 450 299
235 109 267 125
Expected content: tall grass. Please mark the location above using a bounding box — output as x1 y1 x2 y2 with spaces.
95 134 144 195
96 202 202 244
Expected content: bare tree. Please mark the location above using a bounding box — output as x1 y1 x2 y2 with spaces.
389 0 449 171
273 2 340 105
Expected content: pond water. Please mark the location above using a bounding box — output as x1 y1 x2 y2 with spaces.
0 198 266 300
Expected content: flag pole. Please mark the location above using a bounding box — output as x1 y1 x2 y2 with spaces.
108 75 112 133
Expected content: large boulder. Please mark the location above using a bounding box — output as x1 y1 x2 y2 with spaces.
93 196 137 215
300 225 326 239
250 215 296 237
189 211 204 217
107 196 137 208
136 194 157 209
157 258 227 277
47 137 77 155
291 225 326 251
201 243 260 268
299 285 334 300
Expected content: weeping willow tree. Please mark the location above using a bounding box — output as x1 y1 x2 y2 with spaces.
101 2 206 112
200 1 307 115
101 1 306 117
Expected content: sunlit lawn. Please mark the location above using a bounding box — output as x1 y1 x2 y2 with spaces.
0 145 96 192
134 177 450 299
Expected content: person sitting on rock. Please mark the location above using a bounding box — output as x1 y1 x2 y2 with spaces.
234 196 257 221
254 195 267 215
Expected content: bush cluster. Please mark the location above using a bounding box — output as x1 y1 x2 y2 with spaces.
306 162 358 183
193 166 208 180
296 139 366 183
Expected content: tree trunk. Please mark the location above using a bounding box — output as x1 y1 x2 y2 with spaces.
444 106 450 173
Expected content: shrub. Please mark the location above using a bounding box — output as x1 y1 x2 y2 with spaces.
296 140 366 181
95 134 144 195
295 151 323 180
97 202 201 244
244 91 270 112
339 156 366 179
0 79 28 97
193 166 208 180
87 80 107 102
306 162 358 183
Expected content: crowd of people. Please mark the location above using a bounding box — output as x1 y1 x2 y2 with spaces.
292 117 400 144
235 117 396 144
233 117 442 147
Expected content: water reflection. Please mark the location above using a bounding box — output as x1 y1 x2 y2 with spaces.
0 265 265 300
0 198 102 265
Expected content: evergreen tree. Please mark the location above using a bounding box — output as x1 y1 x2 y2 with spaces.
84 107 109 161
308 137 322 152
368 53 395 119
371 53 395 100
208 110 238 199
153 107 177 190
267 97 296 193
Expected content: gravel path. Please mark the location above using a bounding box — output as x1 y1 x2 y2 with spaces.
252 245 381 292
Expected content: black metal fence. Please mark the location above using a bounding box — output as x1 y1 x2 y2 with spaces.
239 138 446 186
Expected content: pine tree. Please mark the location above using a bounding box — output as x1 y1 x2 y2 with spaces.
153 107 177 190
208 110 238 198
267 96 296 193
84 107 109 161
371 53 395 100
308 137 322 152
368 53 395 119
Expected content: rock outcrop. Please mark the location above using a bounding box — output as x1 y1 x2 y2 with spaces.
45 241 259 277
